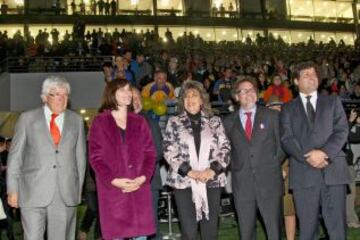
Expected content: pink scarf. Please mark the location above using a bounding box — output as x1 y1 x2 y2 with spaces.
187 119 212 221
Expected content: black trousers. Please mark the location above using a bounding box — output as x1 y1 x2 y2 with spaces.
148 189 161 240
293 182 347 240
233 192 282 240
174 187 222 240
0 195 15 240
80 191 101 239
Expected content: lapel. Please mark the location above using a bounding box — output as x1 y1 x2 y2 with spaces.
198 116 211 166
103 110 123 145
102 110 132 161
37 107 55 147
233 106 263 145
58 110 71 147
250 106 264 144
180 112 211 166
313 94 323 130
295 94 321 131
232 110 248 143
41 108 74 149
233 110 246 139
294 96 312 129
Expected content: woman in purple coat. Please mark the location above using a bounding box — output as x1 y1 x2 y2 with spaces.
88 78 156 240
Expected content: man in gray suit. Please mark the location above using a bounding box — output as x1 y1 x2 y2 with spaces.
223 78 285 240
7 76 86 240
280 61 350 240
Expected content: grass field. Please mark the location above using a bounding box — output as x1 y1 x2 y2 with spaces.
2 206 359 239
82 205 359 240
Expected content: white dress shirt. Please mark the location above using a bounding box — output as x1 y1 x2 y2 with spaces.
44 105 65 134
239 105 257 130
299 91 318 112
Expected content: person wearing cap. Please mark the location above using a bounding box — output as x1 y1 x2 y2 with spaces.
7 76 86 240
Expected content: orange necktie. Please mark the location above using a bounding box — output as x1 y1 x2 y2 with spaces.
50 113 61 146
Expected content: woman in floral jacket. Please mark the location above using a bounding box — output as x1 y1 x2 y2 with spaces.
163 80 231 240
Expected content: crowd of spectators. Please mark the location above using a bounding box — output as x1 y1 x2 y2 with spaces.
1 27 360 104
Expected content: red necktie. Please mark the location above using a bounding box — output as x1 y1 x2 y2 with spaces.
245 112 252 141
50 113 61 146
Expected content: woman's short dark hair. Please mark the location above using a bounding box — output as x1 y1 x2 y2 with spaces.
99 78 131 112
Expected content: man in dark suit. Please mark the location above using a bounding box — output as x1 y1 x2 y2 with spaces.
223 78 285 240
0 136 15 240
132 87 163 240
280 61 350 240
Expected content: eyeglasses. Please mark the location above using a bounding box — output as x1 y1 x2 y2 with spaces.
48 93 69 98
236 88 256 95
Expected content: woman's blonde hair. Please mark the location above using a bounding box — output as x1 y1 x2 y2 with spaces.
177 80 213 116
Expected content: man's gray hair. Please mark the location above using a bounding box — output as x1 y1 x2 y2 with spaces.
41 75 71 99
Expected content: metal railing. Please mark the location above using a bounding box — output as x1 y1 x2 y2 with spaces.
0 56 113 73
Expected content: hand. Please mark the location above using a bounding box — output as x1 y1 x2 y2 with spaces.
349 109 358 123
7 193 18 208
187 170 201 181
197 169 216 183
0 144 5 153
133 175 146 186
111 178 139 192
304 150 329 169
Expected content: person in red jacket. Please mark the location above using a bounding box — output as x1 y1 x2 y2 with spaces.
263 74 293 103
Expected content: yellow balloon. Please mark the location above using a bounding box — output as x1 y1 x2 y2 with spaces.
151 91 167 103
142 97 153 111
153 102 167 116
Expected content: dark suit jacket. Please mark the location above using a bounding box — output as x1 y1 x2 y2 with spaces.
140 111 163 191
223 105 285 201
280 95 350 189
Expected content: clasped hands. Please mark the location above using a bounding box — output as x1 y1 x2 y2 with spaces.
187 169 215 183
304 149 329 169
111 175 146 193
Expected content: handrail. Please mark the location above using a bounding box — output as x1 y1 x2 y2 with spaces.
1 56 113 73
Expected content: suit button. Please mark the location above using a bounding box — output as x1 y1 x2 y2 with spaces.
55 150 59 154
53 165 57 169
250 155 254 158
128 165 133 169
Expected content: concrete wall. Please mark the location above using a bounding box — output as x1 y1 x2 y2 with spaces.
0 72 106 112
0 73 10 111
240 0 262 15
267 0 287 18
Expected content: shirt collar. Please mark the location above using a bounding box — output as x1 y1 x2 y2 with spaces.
299 91 318 101
239 104 257 116
44 104 65 118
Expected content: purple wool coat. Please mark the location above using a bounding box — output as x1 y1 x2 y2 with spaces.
88 111 156 240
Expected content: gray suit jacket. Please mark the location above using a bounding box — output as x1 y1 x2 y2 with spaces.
7 107 86 207
280 95 350 189
223 105 285 201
